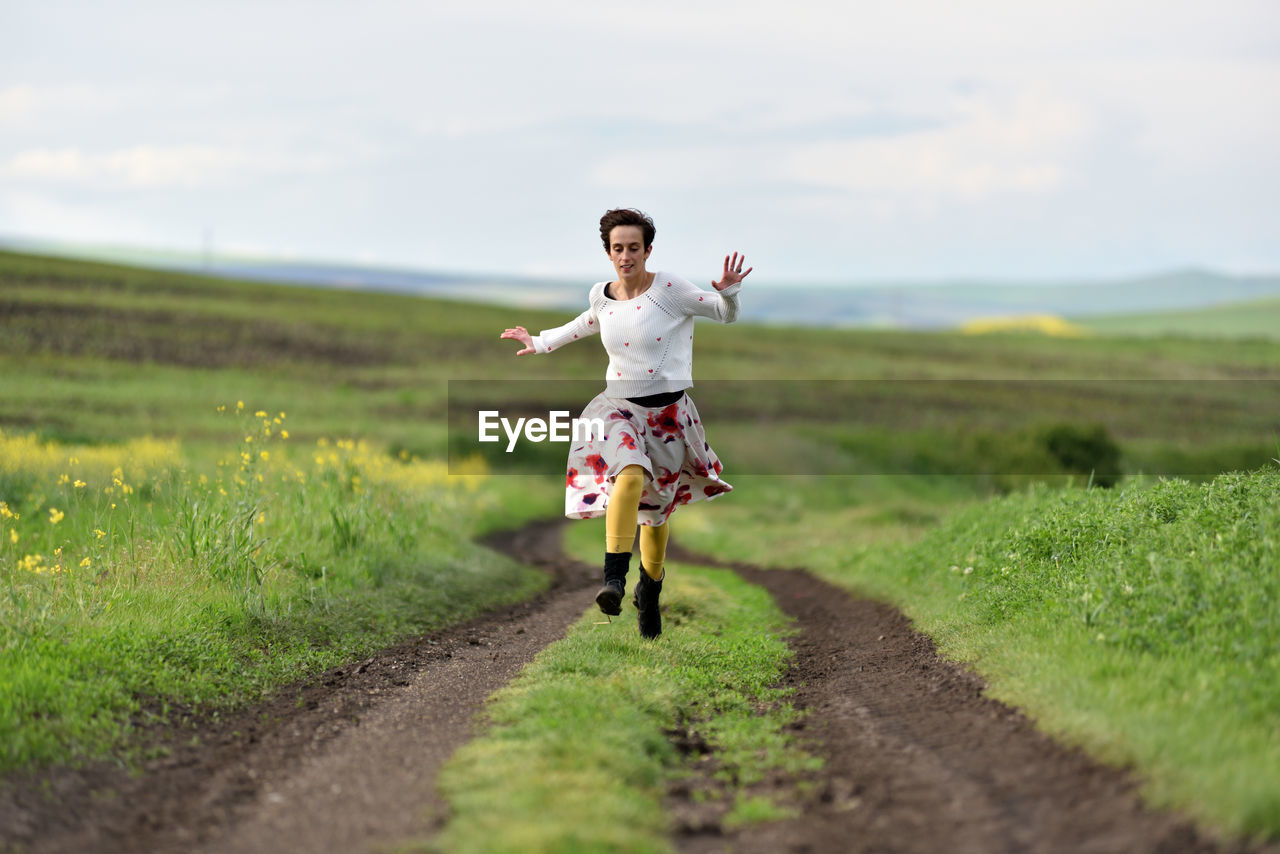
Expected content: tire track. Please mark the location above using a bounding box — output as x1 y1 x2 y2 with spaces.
0 519 596 854
667 542 1274 854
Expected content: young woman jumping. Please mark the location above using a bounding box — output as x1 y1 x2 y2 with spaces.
499 208 750 639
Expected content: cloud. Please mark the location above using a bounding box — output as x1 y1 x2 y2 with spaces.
0 190 155 244
780 90 1091 204
2 144 336 189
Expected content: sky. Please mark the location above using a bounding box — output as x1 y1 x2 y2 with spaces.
3 0 1278 283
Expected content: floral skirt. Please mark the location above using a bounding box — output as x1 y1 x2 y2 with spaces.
564 390 732 525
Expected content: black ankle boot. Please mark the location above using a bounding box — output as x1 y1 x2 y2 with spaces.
596 552 629 616
634 570 663 639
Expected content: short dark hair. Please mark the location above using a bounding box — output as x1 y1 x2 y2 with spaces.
599 208 656 251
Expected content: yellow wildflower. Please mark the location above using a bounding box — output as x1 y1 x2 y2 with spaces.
255 512 265 525
237 400 245 410
48 507 65 525
58 473 70 485
279 412 286 420
54 547 62 556
74 479 86 488
80 557 91 568
0 502 15 520
244 435 253 443
260 451 270 461
9 529 17 544
94 529 107 539
281 430 289 440
255 410 268 418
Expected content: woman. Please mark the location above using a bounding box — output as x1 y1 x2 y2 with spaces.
500 208 751 639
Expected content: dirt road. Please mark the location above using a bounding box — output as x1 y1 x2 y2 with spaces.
1 520 1270 853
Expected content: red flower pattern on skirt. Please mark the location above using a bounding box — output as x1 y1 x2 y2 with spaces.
564 390 731 525
646 403 683 444
584 453 609 484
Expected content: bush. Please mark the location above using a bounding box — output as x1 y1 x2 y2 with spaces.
1037 423 1122 487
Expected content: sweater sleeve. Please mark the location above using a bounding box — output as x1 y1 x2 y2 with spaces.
665 273 741 323
530 284 602 354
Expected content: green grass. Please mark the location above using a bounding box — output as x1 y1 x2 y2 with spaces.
0 418 555 772
425 522 817 854
1082 296 1280 339
673 467 1280 839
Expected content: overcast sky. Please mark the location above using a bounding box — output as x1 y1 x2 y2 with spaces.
3 1 1278 282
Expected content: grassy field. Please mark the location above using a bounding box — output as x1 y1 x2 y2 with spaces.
0 415 556 771
3 248 1279 842
1081 296 1280 339
671 467 1280 838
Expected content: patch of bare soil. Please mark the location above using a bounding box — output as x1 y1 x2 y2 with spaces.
0 519 596 854
667 542 1275 854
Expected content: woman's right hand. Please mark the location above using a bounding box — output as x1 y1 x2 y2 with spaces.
500 326 535 356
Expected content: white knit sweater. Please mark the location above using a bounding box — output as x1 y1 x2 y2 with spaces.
531 271 742 397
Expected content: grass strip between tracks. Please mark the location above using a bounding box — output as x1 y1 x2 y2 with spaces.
426 530 817 854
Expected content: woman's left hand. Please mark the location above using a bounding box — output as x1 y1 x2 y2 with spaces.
712 252 752 291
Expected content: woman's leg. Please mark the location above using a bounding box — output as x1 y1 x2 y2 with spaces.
634 521 667 639
605 465 646 552
639 522 669 581
597 464 646 615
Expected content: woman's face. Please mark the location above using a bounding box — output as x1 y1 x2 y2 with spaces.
606 225 651 280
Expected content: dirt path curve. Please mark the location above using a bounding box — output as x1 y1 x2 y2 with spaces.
0 518 595 854
667 542 1272 854
2 520 1273 854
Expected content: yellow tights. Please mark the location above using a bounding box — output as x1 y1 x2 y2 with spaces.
605 464 668 581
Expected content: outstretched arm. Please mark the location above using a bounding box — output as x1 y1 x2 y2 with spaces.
500 297 601 356
665 254 749 323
